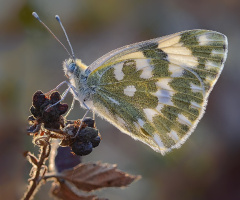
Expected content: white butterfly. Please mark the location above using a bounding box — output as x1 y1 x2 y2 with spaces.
33 12 228 155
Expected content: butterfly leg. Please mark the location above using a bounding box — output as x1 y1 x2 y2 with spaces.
64 98 75 118
44 81 71 96
45 84 77 111
74 102 90 138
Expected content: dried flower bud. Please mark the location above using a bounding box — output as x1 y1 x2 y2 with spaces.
82 117 95 128
32 91 47 109
91 136 101 148
28 90 68 131
71 141 93 156
50 91 61 104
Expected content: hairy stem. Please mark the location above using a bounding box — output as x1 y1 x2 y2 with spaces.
22 136 51 200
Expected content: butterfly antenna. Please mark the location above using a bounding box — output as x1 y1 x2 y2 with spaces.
55 15 75 60
32 12 73 59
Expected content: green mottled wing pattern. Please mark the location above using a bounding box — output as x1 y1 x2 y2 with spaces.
87 30 228 155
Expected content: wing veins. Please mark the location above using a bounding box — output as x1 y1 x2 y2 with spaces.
98 86 198 120
99 88 193 136
98 78 204 102
160 52 223 62
104 89 179 134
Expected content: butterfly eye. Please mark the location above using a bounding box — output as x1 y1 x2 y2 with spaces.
68 63 76 73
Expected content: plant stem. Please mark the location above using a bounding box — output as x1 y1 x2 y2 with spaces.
22 136 51 200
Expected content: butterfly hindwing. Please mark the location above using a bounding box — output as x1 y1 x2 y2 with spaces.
87 30 228 155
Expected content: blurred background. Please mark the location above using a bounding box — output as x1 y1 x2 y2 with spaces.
1 0 240 199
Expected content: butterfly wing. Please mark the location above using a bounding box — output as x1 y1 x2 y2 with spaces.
86 30 228 155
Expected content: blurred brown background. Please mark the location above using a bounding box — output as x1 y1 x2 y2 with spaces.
1 0 240 199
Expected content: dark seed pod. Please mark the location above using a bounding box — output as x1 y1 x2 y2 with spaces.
33 91 46 109
91 136 101 148
39 99 51 113
50 91 61 104
72 141 93 156
30 106 40 118
78 127 98 141
44 122 60 130
42 108 61 129
58 103 68 115
28 90 69 132
83 117 95 128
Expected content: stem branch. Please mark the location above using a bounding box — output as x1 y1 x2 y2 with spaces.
22 136 51 200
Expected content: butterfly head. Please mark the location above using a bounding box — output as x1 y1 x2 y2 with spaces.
63 58 88 79
63 59 76 78
63 58 92 106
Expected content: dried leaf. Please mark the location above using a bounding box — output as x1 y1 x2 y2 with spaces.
51 180 107 200
54 162 141 192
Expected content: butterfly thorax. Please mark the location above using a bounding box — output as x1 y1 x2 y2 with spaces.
63 58 93 108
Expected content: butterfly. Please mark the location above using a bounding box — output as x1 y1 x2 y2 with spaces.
33 12 228 155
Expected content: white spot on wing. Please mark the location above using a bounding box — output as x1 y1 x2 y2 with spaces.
153 90 174 106
167 130 179 142
190 83 203 93
198 34 209 45
138 118 145 127
177 114 192 126
135 59 150 70
143 108 158 122
158 35 181 48
135 59 153 79
169 64 184 77
211 49 224 56
167 54 198 67
156 104 164 112
153 134 165 148
156 78 173 91
190 101 201 109
124 85 136 97
114 63 124 81
162 46 192 56
140 66 153 79
205 60 220 69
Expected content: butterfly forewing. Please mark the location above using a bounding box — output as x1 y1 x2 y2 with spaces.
87 30 228 155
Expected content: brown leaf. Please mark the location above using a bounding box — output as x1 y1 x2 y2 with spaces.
51 180 107 200
54 162 141 192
